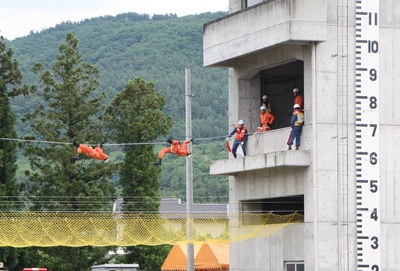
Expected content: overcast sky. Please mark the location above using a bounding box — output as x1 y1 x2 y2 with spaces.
0 0 229 40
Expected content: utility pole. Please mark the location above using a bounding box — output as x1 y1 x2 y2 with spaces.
185 67 194 271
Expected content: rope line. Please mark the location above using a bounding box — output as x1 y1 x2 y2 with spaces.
0 135 229 146
0 137 72 145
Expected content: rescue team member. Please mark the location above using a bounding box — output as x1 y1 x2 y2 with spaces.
255 105 275 133
226 120 248 158
71 142 109 163
287 104 304 150
261 95 272 113
293 88 304 110
155 137 193 165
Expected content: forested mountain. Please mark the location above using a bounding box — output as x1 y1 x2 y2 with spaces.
6 11 229 203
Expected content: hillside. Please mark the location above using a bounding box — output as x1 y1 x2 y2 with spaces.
6 12 229 202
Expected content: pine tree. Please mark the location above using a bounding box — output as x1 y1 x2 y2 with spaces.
0 35 35 271
104 77 173 269
22 33 115 269
0 35 32 209
105 77 172 212
23 33 116 210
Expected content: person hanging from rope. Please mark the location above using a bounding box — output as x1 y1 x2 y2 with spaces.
70 141 109 163
154 137 193 165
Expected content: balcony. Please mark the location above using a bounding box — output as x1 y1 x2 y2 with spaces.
203 0 327 67
210 127 311 176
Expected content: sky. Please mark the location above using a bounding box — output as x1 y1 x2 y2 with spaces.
0 0 229 40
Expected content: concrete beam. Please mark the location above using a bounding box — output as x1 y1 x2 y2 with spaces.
210 150 311 176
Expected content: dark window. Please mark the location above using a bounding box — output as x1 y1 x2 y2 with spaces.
285 262 305 271
260 60 304 129
245 0 264 8
241 195 304 215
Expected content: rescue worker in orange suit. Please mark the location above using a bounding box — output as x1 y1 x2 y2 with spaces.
226 119 248 158
261 95 272 113
71 142 109 163
288 104 304 150
154 137 193 165
293 88 304 110
255 105 275 132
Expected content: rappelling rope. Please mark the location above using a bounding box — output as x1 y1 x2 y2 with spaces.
0 135 231 146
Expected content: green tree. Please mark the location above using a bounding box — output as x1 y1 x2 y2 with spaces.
104 77 172 212
22 33 116 270
0 35 34 270
0 35 32 210
104 77 173 269
117 244 171 270
9 13 230 201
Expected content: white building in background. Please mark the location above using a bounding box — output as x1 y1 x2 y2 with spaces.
205 0 400 270
91 264 139 271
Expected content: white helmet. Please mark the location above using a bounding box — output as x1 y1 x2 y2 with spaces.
260 105 267 110
262 95 268 99
238 119 244 125
293 104 301 109
293 88 300 93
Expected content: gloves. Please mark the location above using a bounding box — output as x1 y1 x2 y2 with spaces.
241 142 245 146
226 137 229 141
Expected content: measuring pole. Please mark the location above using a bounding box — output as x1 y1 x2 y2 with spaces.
355 1 380 270
185 67 194 271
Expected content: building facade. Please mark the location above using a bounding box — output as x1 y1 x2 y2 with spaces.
205 0 400 270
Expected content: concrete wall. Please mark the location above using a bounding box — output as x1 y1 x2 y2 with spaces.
206 0 400 270
204 0 327 67
379 4 400 266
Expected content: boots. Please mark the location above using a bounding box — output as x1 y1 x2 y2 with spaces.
70 154 80 163
154 158 162 165
166 137 173 144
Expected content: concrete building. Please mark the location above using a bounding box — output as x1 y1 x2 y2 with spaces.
91 264 139 271
205 0 399 270
113 198 228 216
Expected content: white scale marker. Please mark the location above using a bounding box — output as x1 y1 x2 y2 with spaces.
355 0 380 270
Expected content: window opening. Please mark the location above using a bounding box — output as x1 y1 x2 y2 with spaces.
260 60 304 130
240 195 304 225
285 261 305 271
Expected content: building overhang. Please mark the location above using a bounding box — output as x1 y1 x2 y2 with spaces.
203 0 327 67
210 150 310 176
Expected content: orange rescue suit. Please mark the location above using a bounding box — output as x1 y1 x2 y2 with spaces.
259 111 275 131
158 140 192 159
294 94 304 109
77 144 109 161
